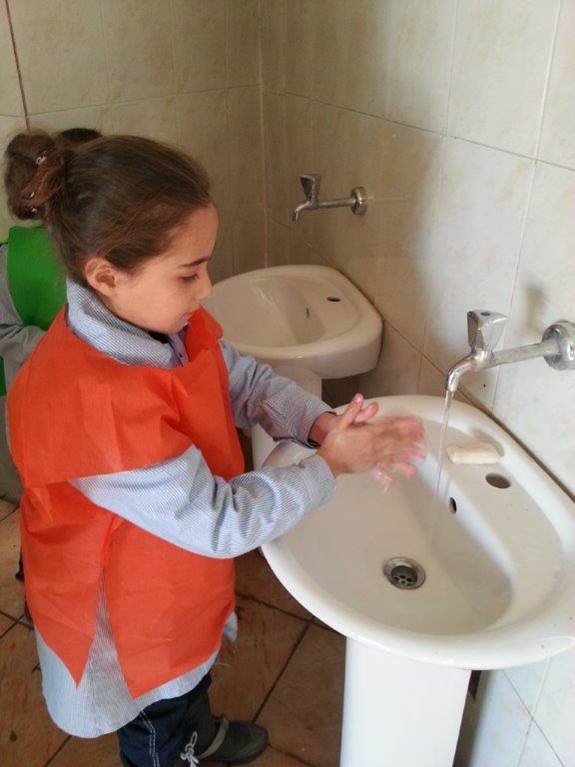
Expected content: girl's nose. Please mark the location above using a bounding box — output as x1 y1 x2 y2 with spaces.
198 275 213 301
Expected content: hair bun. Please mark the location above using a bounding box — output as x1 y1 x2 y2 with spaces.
20 146 73 221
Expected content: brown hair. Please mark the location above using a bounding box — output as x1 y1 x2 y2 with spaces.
3 132 212 285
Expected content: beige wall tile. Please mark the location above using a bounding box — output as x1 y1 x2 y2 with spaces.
257 624 345 767
172 0 227 94
210 225 234 284
231 205 265 274
417 357 445 398
539 0 575 170
0 624 68 764
0 116 27 240
177 90 229 212
383 0 456 131
375 122 443 347
29 106 107 136
0 3 24 116
260 0 286 94
263 91 288 224
422 138 532 407
107 97 179 144
310 0 347 106
227 0 260 88
449 0 558 156
101 0 174 103
341 0 386 116
267 219 290 267
493 163 575 495
359 323 420 399
284 1 318 99
10 0 107 114
227 86 264 215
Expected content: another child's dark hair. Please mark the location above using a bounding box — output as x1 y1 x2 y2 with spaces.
3 131 212 285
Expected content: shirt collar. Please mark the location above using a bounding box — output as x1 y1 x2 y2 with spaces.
66 278 183 368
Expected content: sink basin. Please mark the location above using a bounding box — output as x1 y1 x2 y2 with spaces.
262 395 575 767
203 265 382 378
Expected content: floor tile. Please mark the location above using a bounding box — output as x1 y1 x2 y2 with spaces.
252 745 310 766
0 623 68 767
210 596 307 722
0 510 25 618
0 497 17 521
257 625 346 767
49 732 119 767
0 611 15 637
236 550 311 620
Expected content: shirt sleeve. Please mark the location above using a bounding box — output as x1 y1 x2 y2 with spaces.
220 339 333 445
0 245 45 387
69 445 336 559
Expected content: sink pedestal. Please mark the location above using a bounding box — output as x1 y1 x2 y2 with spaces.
340 639 470 767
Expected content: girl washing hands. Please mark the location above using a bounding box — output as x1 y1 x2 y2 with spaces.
6 133 424 767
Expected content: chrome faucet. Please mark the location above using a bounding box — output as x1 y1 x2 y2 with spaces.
446 310 575 394
292 173 368 222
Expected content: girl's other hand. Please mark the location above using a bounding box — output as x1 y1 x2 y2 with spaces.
317 394 425 486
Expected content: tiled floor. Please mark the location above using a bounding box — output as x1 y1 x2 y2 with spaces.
0 506 346 767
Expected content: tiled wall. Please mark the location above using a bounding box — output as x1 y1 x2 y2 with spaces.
0 0 265 282
260 2 575 767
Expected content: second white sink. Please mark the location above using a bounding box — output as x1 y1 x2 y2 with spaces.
203 264 382 378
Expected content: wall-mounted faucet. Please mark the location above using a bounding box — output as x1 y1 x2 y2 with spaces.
292 173 368 222
446 310 575 394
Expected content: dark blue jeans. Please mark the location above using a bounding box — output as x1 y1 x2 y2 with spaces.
117 673 215 767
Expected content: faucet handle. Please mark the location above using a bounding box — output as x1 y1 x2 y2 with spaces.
300 173 321 201
467 310 508 353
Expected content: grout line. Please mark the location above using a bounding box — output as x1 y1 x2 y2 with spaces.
256 0 269 268
443 0 460 133
236 591 312 623
25 84 260 121
0 607 23 622
251 621 310 724
533 0 563 161
264 86 575 174
42 736 71 767
490 157 537 411
4 0 29 129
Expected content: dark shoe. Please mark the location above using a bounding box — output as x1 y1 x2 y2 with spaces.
181 716 268 765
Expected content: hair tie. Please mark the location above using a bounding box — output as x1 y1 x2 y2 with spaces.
35 149 49 166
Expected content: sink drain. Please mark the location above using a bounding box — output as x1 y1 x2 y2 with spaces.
383 557 426 590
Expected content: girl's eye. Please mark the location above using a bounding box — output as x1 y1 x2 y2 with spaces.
180 274 199 283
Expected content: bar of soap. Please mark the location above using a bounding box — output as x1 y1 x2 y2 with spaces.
447 441 501 464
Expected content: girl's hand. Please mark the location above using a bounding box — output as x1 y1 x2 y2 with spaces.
317 394 425 485
308 396 379 444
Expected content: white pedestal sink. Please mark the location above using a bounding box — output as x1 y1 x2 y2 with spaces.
203 264 382 379
262 396 575 767
204 264 384 466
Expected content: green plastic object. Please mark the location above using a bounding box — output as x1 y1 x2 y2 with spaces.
0 226 67 395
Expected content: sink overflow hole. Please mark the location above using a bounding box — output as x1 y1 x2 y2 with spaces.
449 497 457 513
326 296 341 302
383 557 426 590
485 473 511 489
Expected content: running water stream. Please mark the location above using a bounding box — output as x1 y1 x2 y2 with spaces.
427 388 454 545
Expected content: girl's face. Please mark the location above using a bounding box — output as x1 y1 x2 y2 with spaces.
85 204 218 335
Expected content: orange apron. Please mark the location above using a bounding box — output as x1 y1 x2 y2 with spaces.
8 307 244 698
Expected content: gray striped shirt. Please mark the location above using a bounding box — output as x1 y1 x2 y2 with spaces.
32 278 336 737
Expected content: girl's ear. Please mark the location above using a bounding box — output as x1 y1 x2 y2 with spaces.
84 256 123 296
